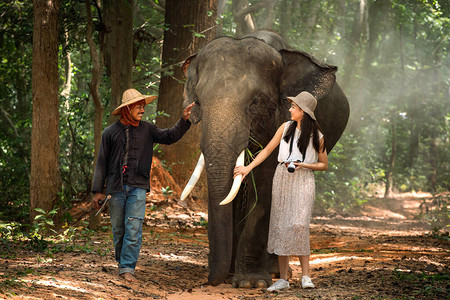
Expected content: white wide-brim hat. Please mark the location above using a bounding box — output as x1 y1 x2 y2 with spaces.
112 88 157 115
287 91 317 120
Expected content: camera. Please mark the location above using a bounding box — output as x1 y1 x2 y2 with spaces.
285 160 299 173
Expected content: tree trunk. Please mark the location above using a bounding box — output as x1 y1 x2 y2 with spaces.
232 0 256 37
384 15 405 199
60 28 72 99
264 0 275 29
429 133 438 190
341 0 367 91
359 0 368 42
30 0 61 222
14 39 31 118
408 102 419 172
304 1 321 40
291 0 300 29
337 0 346 38
103 0 134 123
86 0 105 229
233 0 277 37
408 10 421 174
279 0 289 37
341 0 371 135
216 0 226 37
156 0 217 200
348 0 377 133
384 119 396 198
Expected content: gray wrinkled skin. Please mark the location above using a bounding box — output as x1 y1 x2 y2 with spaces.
182 30 350 287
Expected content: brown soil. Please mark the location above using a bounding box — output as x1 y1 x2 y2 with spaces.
1 162 448 299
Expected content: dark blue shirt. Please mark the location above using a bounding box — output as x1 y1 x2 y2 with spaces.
91 118 191 194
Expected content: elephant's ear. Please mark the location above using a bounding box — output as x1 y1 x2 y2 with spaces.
279 49 337 100
182 54 201 124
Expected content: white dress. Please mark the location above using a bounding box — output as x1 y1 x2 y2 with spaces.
267 122 322 256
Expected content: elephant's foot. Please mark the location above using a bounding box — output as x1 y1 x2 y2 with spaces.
231 272 272 289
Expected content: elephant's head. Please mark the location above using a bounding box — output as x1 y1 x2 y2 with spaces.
181 31 349 285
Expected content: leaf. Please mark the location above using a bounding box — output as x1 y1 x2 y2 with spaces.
34 208 46 214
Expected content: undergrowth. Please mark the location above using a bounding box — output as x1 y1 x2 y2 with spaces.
391 270 449 298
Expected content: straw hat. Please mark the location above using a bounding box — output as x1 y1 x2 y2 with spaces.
287 91 317 120
112 88 158 115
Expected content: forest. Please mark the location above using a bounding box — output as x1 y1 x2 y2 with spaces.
0 0 449 299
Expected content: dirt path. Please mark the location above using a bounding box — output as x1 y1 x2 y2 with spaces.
1 193 448 299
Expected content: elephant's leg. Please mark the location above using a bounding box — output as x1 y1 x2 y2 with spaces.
231 162 278 288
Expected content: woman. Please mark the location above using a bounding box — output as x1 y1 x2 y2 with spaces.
234 91 328 291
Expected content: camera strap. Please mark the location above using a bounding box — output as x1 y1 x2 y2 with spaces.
286 130 304 163
287 133 295 160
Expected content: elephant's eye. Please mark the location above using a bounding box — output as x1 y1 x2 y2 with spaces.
195 100 200 107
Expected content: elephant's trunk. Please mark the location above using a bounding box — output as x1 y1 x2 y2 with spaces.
197 103 250 285
204 155 235 285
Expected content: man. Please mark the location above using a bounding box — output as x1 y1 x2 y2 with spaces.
92 88 194 282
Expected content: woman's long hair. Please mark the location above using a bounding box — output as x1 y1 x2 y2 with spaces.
283 113 326 158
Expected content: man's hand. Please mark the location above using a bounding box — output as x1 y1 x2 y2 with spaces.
92 193 106 210
182 102 195 120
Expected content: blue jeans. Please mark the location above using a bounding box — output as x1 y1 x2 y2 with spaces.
109 185 146 275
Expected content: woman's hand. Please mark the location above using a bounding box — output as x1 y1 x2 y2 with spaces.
294 158 328 171
233 166 251 180
294 162 305 170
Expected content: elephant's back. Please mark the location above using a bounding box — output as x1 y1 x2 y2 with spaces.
243 30 289 51
198 36 282 63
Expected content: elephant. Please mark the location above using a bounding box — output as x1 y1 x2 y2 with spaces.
180 30 350 287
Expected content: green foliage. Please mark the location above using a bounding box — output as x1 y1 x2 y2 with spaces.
133 1 165 91
315 134 378 212
0 216 113 294
216 0 449 212
28 208 58 252
0 222 24 258
391 270 449 298
418 193 449 233
237 147 262 224
217 1 235 36
293 0 450 210
59 94 96 207
0 209 110 259
0 274 29 295
0 1 34 222
144 106 170 124
161 186 173 196
0 129 31 221
193 216 208 229
0 0 449 225
0 222 22 240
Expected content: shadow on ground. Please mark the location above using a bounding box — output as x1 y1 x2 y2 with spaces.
1 193 448 299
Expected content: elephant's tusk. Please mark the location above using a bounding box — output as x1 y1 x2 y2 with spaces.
219 150 245 205
180 153 205 201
